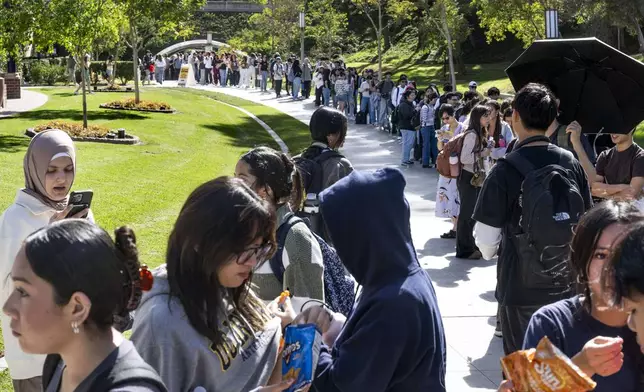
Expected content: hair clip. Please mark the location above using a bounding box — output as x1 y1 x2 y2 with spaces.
140 265 154 291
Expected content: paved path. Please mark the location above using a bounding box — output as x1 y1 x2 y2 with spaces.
0 89 48 118
164 83 504 391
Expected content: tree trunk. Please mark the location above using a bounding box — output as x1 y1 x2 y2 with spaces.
132 42 140 104
383 26 392 51
377 0 382 73
441 2 456 89
81 62 88 129
634 17 644 54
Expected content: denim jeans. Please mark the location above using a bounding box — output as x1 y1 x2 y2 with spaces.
371 95 380 124
379 97 389 126
322 87 331 106
261 71 268 91
360 96 371 123
155 67 164 84
219 69 227 86
420 126 438 166
401 129 415 163
292 77 301 98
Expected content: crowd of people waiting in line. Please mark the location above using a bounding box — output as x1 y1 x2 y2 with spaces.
3 68 644 391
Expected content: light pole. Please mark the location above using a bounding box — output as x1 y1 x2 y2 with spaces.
299 11 305 61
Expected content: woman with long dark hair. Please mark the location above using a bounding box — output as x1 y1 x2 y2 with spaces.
521 202 644 391
4 220 166 391
397 88 418 166
486 100 514 161
132 177 291 391
456 105 491 259
236 147 324 308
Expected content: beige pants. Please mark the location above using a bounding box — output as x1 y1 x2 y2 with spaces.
12 376 42 392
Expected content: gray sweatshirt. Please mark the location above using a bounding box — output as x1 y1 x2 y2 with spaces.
131 266 281 392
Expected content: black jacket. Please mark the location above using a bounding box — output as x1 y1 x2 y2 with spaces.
397 100 416 130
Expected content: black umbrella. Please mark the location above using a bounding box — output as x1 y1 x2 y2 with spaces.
505 37 644 134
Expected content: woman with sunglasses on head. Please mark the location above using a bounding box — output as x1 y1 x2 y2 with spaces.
520 201 644 391
235 147 324 309
435 104 465 240
3 219 166 391
0 130 92 392
132 177 295 392
485 100 514 162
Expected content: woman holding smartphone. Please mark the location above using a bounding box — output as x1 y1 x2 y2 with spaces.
0 129 92 392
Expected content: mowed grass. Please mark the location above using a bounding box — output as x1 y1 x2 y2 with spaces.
0 86 310 389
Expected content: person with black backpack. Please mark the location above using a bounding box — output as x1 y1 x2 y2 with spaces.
235 147 325 309
473 83 593 356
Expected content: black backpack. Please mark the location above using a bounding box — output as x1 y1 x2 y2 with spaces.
500 139 586 291
269 214 356 316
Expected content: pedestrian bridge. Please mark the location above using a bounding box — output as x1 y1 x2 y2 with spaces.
202 0 265 13
157 39 231 57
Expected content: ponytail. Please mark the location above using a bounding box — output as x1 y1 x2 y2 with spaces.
113 226 143 331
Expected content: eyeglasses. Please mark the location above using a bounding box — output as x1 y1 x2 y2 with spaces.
236 243 273 265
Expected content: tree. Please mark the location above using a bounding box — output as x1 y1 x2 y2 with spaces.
306 0 348 58
472 0 569 47
351 0 387 73
0 0 50 70
44 0 121 128
117 0 205 103
388 0 469 87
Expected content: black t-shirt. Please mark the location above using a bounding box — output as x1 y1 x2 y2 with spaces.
596 143 644 185
472 144 592 307
260 60 269 71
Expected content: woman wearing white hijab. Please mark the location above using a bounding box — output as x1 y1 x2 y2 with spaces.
0 129 92 392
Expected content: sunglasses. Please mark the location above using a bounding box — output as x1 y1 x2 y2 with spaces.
236 243 273 265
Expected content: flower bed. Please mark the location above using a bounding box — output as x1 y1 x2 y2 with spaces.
27 121 139 145
99 98 175 113
96 85 134 93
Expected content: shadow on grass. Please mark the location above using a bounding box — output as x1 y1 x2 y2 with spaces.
0 134 29 153
202 121 278 150
14 109 148 122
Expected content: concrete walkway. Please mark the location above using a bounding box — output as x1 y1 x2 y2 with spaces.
165 83 504 391
0 89 48 118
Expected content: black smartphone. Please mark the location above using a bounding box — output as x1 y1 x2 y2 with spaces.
66 190 93 218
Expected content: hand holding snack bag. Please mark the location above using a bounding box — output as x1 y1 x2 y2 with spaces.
501 336 597 392
573 336 624 378
282 324 322 392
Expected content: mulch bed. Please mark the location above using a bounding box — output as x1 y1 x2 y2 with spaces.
26 128 140 145
99 104 176 113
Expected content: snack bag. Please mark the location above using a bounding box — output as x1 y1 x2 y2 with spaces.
501 336 597 392
282 324 322 392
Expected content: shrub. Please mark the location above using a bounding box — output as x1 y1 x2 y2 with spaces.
26 61 66 86
34 121 109 138
101 98 173 111
116 61 135 85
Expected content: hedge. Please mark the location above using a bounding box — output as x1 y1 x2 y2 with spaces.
22 59 137 85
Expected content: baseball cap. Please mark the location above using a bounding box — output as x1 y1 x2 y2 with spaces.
469 81 478 88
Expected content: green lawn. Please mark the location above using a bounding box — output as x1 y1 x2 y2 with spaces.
0 86 309 389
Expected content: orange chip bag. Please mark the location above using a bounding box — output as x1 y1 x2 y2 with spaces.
501 336 596 392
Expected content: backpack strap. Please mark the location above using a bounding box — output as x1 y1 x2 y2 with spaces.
502 150 536 178
268 214 305 284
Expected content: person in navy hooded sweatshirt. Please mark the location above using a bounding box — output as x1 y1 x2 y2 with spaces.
289 167 447 391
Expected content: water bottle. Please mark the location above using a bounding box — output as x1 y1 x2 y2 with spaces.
449 152 460 177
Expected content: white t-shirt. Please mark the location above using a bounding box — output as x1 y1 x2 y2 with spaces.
273 63 284 80
204 56 213 69
360 81 371 98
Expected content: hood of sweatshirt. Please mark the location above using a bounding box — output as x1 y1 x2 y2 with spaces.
319 168 421 287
